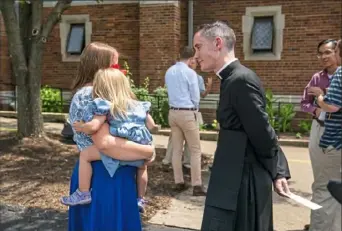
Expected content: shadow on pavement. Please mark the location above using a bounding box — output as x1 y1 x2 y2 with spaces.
0 204 68 231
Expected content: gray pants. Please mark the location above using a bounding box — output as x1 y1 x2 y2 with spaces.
309 120 341 231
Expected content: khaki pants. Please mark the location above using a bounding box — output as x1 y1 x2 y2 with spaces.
163 134 191 165
309 120 341 231
164 112 203 165
168 110 202 186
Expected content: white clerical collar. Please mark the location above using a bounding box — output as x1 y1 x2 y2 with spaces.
215 58 238 79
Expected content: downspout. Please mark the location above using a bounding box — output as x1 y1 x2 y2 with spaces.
188 0 193 47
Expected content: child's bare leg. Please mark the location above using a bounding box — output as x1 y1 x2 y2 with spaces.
137 164 148 213
137 164 148 199
60 145 100 206
79 145 101 192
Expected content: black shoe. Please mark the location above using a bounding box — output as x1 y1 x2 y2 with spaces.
327 180 342 204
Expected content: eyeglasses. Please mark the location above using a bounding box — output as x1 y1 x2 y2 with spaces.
317 50 335 59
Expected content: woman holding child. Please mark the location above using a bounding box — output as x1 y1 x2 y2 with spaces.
64 42 155 231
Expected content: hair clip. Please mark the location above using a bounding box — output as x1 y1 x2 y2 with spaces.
110 64 127 75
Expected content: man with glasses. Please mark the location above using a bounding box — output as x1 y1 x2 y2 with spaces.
300 39 339 231
307 39 341 230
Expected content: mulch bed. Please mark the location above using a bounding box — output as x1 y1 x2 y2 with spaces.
0 131 213 222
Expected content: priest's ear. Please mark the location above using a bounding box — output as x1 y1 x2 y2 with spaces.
214 37 225 51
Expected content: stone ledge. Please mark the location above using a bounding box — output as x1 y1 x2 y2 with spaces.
158 129 218 141
0 111 68 123
157 129 309 147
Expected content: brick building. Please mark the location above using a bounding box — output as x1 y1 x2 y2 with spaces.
1 0 341 123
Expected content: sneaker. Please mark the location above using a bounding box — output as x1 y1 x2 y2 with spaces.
162 159 171 165
60 189 91 206
193 185 207 196
137 198 147 213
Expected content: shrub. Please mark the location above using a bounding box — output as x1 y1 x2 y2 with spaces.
40 85 63 113
122 61 169 127
265 89 296 133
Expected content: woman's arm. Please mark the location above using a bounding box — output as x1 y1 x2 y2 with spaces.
73 115 106 134
92 123 154 161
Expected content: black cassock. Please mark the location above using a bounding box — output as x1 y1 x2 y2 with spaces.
201 60 291 231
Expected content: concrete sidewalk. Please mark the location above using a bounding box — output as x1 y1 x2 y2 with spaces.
148 145 313 231
0 203 191 231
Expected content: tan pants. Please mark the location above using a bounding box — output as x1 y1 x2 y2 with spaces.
164 112 203 165
168 110 202 186
163 134 191 165
309 120 341 231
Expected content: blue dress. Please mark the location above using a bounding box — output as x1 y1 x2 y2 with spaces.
68 86 142 231
83 98 153 177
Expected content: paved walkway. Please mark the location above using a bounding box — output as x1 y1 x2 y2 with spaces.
148 146 312 231
0 117 313 231
0 203 189 231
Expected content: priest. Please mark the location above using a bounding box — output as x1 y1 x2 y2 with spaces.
193 21 291 231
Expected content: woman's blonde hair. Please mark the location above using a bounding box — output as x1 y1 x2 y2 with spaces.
72 42 118 92
92 68 137 119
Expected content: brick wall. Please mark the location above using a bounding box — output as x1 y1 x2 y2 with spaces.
41 3 141 90
139 3 181 90
1 1 341 127
3 0 340 94
192 0 342 95
190 0 341 124
0 4 141 92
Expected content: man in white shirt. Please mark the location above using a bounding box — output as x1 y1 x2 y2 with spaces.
165 47 206 196
163 57 212 168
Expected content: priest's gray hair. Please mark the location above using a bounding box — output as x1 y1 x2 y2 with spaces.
197 21 236 52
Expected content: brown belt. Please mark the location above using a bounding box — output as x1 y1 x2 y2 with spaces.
170 107 197 111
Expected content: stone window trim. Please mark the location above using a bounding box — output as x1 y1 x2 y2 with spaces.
59 15 92 62
242 6 285 61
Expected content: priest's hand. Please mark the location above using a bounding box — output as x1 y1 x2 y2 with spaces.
274 177 291 197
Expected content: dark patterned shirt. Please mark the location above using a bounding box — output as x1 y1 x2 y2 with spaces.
320 67 342 150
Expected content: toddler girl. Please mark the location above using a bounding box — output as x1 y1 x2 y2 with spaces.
60 67 157 213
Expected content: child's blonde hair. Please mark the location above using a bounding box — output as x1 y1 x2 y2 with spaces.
92 68 137 119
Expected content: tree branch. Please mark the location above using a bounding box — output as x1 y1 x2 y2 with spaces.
41 0 71 43
28 0 43 73
0 0 28 85
19 1 32 64
31 0 43 37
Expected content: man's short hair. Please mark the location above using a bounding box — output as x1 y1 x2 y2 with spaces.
197 21 236 51
180 46 194 60
317 39 337 52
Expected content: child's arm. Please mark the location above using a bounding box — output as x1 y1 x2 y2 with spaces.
73 115 106 134
146 113 158 132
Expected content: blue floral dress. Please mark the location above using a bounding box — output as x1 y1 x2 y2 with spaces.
68 86 142 231
82 97 152 177
69 86 94 151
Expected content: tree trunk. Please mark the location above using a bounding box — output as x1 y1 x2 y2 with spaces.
0 0 71 138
